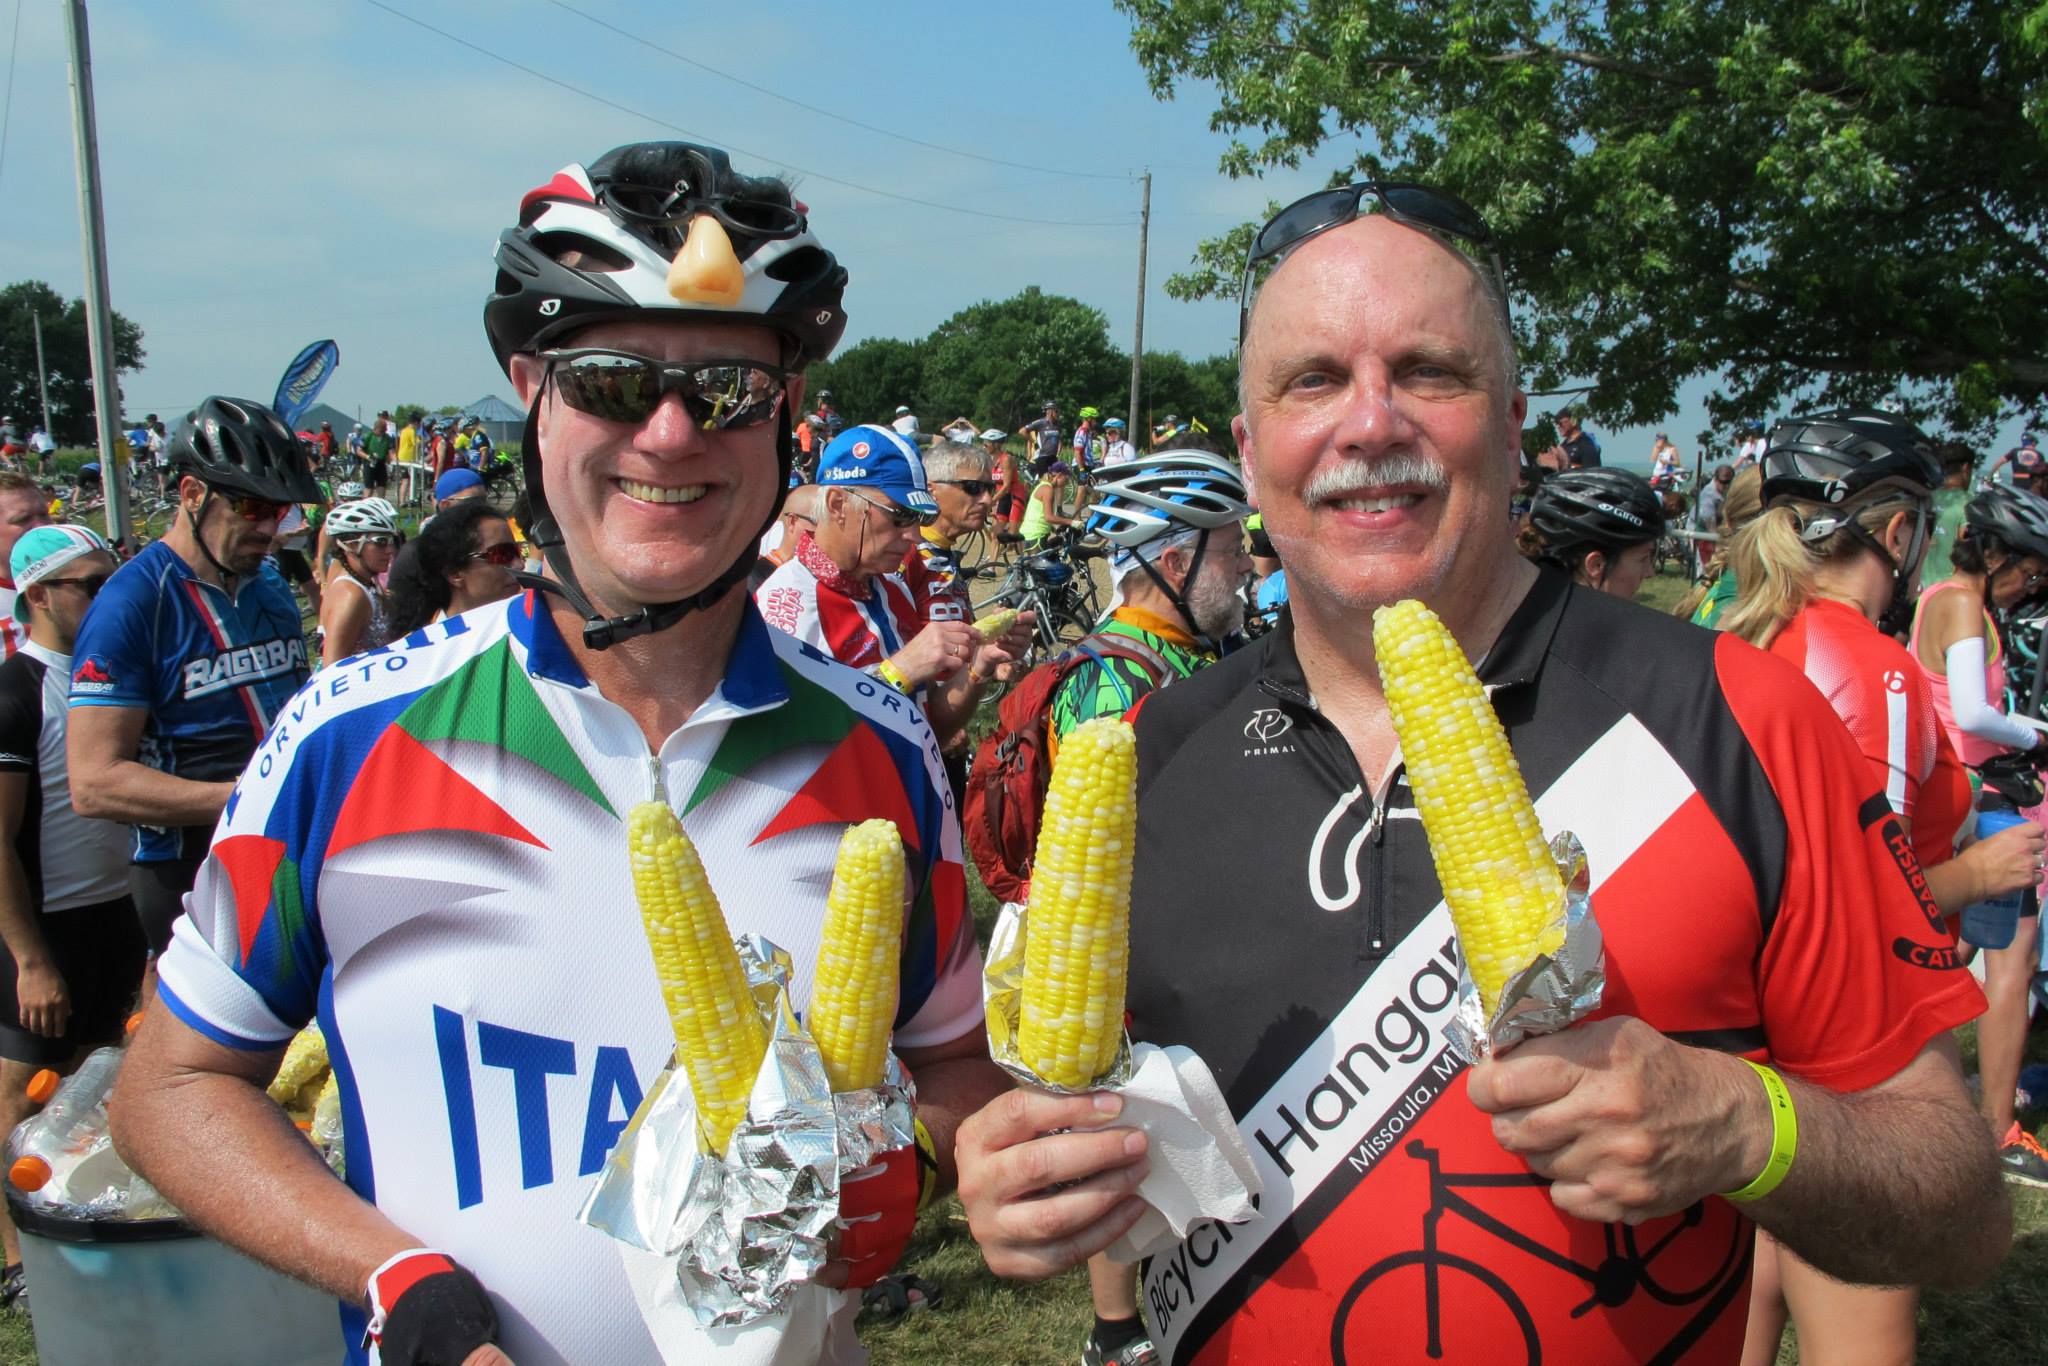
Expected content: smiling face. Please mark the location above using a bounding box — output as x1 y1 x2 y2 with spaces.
508 318 796 613
1233 215 1527 619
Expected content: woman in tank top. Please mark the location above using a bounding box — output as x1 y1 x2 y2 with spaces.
1912 483 2048 1192
318 499 399 667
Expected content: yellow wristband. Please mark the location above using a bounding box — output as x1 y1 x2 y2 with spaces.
1721 1059 1797 1204
912 1117 939 1212
876 659 912 694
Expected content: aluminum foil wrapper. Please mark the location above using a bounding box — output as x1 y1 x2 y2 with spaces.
579 934 917 1329
982 898 1133 1093
1444 831 1605 1063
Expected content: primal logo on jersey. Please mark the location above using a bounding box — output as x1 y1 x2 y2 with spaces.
71 656 116 694
1244 708 1293 745
182 637 308 700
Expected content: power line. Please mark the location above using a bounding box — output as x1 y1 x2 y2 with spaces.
542 0 1131 183
0 0 22 193
359 0 1134 228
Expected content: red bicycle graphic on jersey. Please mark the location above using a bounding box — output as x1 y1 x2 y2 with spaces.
1329 1139 1748 1365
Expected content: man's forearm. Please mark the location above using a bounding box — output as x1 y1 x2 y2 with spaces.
0 857 52 969
113 1057 418 1304
1749 1053 2009 1288
73 758 232 828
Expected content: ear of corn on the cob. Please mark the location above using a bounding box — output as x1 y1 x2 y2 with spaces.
972 608 1019 640
1018 717 1137 1088
628 797 768 1153
809 820 906 1092
1372 599 1564 1015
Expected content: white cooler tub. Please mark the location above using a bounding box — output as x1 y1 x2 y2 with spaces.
9 1194 340 1366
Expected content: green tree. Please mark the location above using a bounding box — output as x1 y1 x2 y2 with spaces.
1117 0 2048 436
1136 350 1239 435
918 287 1128 433
807 336 928 428
0 281 147 443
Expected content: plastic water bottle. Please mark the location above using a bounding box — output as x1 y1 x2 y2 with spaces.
6 1044 124 1195
1962 805 2031 950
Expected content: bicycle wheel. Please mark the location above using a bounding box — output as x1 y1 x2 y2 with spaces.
1330 1249 1539 1366
953 527 990 573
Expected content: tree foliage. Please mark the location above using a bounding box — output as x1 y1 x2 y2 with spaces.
1116 0 2048 436
808 288 1237 438
0 281 147 443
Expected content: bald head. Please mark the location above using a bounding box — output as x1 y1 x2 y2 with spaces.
1240 215 1516 413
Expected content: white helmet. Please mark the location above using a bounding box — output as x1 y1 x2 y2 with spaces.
326 500 399 538
979 428 1008 443
336 480 366 501
1084 453 1252 550
358 497 400 524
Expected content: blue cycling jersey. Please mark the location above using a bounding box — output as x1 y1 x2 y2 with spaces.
68 541 309 863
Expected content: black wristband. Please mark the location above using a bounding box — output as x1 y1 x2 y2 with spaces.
377 1263 500 1366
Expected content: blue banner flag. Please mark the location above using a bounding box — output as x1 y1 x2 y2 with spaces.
273 340 340 428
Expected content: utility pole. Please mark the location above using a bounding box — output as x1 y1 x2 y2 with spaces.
30 310 53 437
64 1 129 546
1127 169 1151 447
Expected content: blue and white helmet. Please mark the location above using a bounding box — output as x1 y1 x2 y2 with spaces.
1084 452 1251 551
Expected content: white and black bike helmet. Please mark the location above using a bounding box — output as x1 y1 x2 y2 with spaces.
483 141 850 648
326 500 399 538
1085 452 1252 647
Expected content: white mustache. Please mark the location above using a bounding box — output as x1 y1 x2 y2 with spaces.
1303 454 1449 504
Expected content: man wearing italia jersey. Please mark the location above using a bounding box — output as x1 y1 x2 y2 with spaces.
955 189 2009 1363
111 142 1003 1366
67 399 319 959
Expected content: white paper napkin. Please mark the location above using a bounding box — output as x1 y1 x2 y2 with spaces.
617 1246 860 1366
1103 1042 1263 1264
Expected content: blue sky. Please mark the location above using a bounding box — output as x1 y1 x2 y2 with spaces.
3 0 2022 472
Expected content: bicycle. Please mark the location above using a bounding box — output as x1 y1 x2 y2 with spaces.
1328 1138 1748 1366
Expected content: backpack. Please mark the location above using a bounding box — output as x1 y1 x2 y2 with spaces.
962 631 1173 903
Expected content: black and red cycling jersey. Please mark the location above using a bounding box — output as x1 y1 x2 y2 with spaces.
1127 569 1984 1366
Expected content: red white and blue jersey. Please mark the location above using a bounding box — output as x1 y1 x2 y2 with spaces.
67 540 309 863
154 592 979 1366
756 532 924 672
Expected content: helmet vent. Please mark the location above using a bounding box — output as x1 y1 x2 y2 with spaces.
535 232 632 274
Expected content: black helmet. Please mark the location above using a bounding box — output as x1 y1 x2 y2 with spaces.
168 397 325 504
484 141 848 375
1527 468 1665 554
1758 409 1939 526
1965 484 2048 562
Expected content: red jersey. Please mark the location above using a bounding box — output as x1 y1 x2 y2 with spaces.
1127 574 1983 1366
1769 597 1972 867
900 530 969 624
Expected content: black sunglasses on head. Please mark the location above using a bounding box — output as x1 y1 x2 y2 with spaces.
1239 182 1504 344
543 349 794 430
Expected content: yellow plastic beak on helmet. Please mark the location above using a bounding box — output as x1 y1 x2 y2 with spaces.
667 214 746 306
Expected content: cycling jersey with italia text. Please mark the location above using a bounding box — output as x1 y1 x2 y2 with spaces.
154 592 980 1366
68 540 308 863
1769 598 1972 868
757 532 923 673
1126 570 1983 1366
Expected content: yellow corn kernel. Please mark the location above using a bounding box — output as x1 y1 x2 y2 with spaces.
1019 717 1137 1088
809 820 906 1092
972 608 1018 640
1373 600 1565 1014
628 799 768 1153
266 1025 329 1105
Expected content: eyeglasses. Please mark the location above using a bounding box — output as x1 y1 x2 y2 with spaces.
38 575 109 599
226 495 290 522
543 349 793 430
467 543 522 568
1238 182 1504 344
850 490 933 528
936 479 996 498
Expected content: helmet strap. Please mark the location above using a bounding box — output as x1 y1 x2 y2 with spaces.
511 379 791 651
1132 527 1217 651
185 490 240 588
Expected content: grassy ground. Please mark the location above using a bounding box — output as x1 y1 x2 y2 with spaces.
2 564 2039 1364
